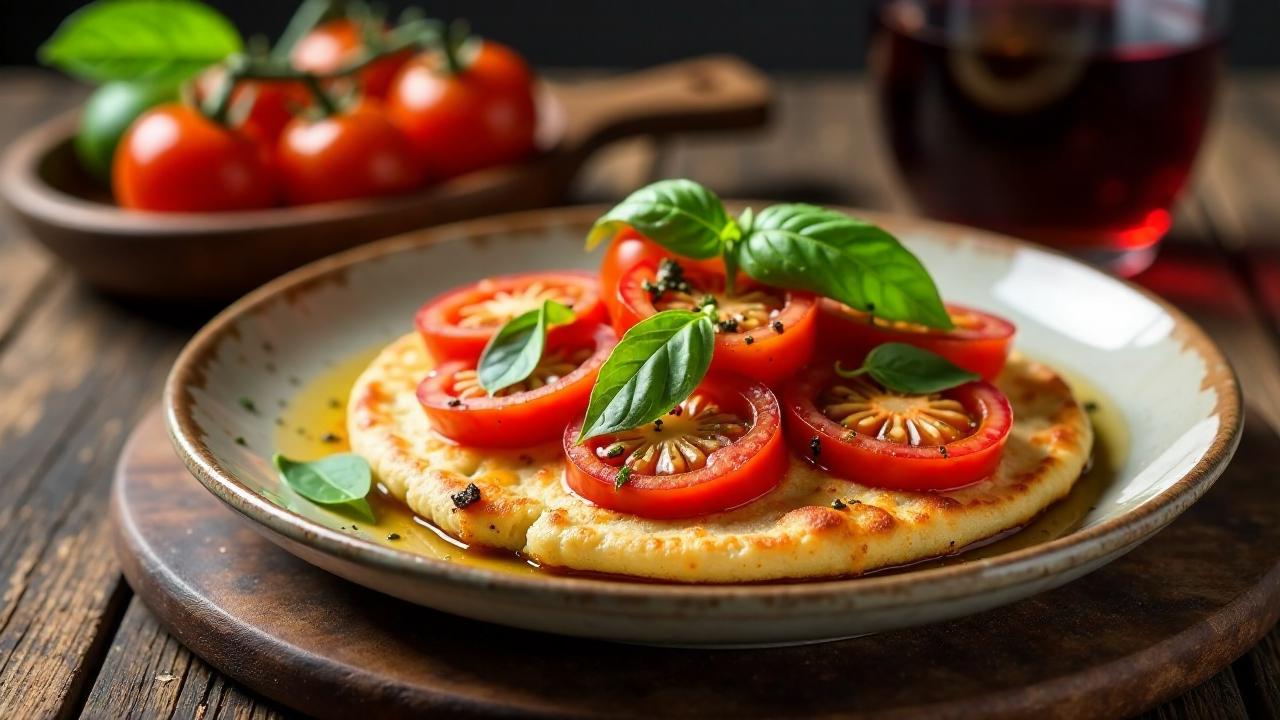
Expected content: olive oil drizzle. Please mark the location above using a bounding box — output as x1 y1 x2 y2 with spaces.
277 348 1126 582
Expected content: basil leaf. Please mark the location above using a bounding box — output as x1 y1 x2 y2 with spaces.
737 204 953 330
477 300 575 395
274 453 372 505
585 179 731 259
40 0 244 84
838 343 980 394
578 310 715 441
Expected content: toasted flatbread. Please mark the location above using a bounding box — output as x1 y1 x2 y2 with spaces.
349 334 1092 582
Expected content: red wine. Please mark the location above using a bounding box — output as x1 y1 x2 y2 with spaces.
873 0 1222 265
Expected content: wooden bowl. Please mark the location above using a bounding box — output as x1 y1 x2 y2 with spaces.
0 55 770 302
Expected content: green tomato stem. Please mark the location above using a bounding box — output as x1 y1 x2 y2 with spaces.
301 74 340 116
440 19 471 75
833 361 870 379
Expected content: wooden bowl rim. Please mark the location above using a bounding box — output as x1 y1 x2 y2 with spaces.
162 204 1244 606
0 95 565 236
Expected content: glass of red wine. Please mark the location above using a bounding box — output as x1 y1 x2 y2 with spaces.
872 0 1226 275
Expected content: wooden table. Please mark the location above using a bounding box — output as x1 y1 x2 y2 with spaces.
1 67 1278 719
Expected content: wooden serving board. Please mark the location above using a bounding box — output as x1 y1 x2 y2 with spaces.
113 406 1280 719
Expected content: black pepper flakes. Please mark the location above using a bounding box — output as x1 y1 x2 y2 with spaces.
809 435 821 457
321 432 341 444
939 446 949 458
830 499 847 510
447 398 465 408
1084 400 1099 412
387 533 401 541
744 335 755 346
717 318 739 334
238 397 257 413
234 436 247 447
328 398 342 409
771 320 784 334
643 258 693 301
451 482 481 509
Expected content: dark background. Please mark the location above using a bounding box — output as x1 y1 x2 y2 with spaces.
3 0 1280 70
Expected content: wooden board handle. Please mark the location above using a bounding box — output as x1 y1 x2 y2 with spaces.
552 54 772 158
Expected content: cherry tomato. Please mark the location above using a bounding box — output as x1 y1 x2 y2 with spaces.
113 104 277 212
276 100 424 205
613 260 817 386
415 271 608 363
290 18 412 99
386 39 537 180
564 373 787 519
782 364 1012 491
418 325 616 447
195 67 309 147
817 301 1016 382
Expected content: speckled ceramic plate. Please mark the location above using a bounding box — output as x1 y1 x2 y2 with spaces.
164 205 1241 647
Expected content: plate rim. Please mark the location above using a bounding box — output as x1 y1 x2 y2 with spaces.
163 203 1244 605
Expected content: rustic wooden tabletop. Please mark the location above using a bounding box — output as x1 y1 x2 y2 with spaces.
1 67 1278 719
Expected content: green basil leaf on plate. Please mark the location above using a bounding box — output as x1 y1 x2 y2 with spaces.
836 342 980 394
737 204 954 330
40 0 244 83
585 179 732 260
578 309 715 441
274 453 372 505
477 300 575 395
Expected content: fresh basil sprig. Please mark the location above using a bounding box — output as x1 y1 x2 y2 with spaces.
588 179 953 330
577 309 715 441
274 452 374 520
477 300 575 395
739 204 952 330
274 453 372 504
835 343 979 394
40 0 244 84
586 179 735 261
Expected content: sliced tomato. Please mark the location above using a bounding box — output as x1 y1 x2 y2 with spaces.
414 271 607 363
782 364 1011 491
614 260 817 386
417 325 616 447
817 300 1015 381
599 228 670 322
598 228 729 323
564 373 786 518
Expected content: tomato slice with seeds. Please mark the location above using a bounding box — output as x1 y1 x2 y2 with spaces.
614 261 817 386
817 300 1015 381
564 373 787 519
414 271 607 363
598 228 729 323
417 326 616 447
782 364 1012 491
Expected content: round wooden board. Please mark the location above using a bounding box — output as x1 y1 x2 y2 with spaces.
113 406 1280 719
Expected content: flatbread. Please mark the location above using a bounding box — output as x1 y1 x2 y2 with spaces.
349 334 1093 582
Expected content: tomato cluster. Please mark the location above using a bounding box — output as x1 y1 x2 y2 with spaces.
411 232 1019 520
111 21 538 213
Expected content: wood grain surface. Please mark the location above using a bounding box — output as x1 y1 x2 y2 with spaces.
1 67 1279 718
111 405 1280 719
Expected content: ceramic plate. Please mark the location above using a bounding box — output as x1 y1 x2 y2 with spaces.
164 205 1241 646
